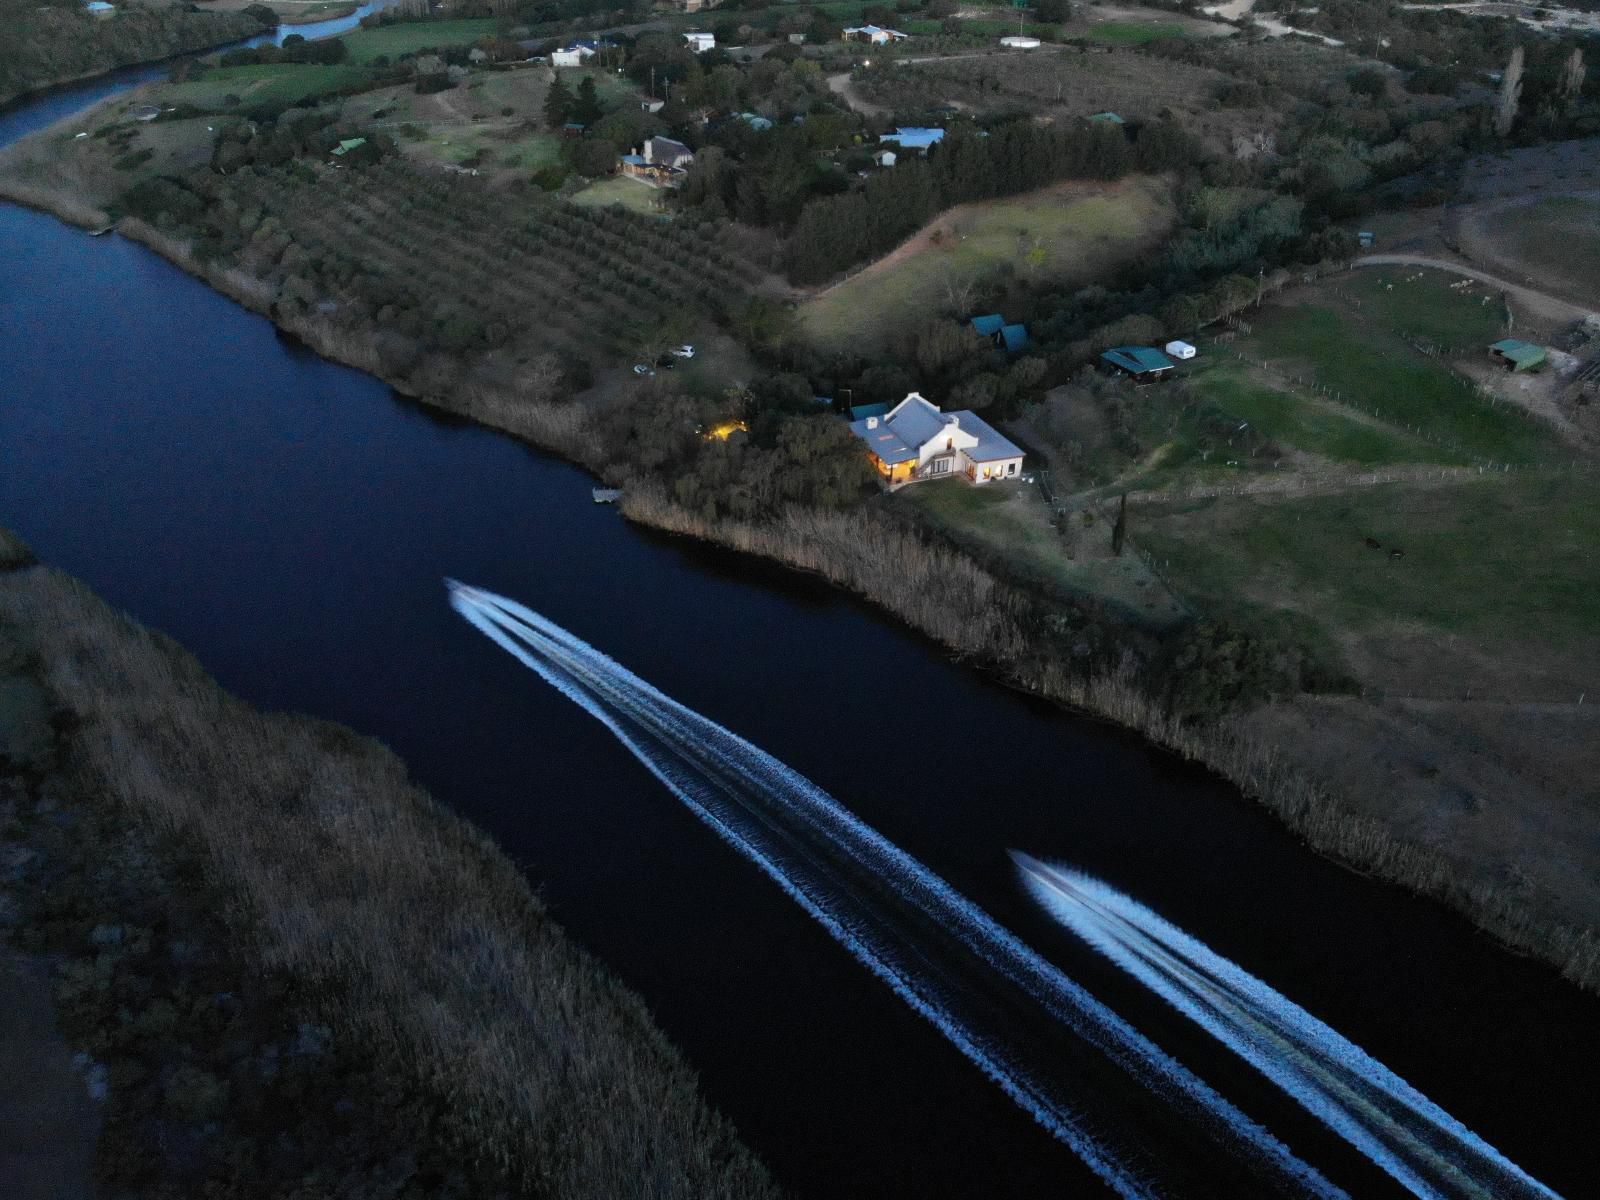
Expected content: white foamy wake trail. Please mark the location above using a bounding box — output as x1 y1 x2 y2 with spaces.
448 581 1343 1200
1014 854 1562 1200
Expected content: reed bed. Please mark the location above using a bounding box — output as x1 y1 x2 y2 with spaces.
0 561 778 1200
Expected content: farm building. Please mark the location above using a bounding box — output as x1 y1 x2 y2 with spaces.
1489 339 1547 373
684 31 716 52
880 127 944 153
970 314 1027 352
1101 345 1176 382
1088 112 1125 125
1000 35 1041 48
1165 340 1197 360
849 393 1025 486
85 0 114 17
873 148 897 168
843 24 909 44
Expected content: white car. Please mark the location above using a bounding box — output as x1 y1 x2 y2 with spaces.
670 344 695 359
633 364 654 376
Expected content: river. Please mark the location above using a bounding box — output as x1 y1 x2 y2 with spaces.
1 57 1596 1200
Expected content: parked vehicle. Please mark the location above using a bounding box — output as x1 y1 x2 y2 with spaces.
670 344 695 359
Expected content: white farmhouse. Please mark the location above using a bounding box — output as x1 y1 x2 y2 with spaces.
849 393 1024 486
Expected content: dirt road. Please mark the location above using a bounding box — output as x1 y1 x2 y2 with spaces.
1354 253 1597 325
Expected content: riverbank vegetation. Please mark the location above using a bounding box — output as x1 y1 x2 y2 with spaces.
3 0 1599 994
0 0 273 108
0 541 778 1198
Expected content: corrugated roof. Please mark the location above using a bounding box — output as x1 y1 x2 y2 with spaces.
949 410 1024 462
1102 345 1174 374
999 324 1028 353
848 402 889 421
969 313 1005 336
881 127 944 149
884 393 947 448
848 417 918 464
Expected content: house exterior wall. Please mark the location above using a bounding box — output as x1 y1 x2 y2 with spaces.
964 455 1023 484
914 425 976 468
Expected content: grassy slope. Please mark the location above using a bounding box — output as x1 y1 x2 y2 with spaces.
340 18 499 64
164 62 372 110
1245 269 1555 464
0 551 778 1198
1136 472 1600 640
1501 196 1600 305
802 176 1174 349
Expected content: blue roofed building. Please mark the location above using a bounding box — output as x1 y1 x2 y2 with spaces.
998 324 1028 353
849 393 1024 486
1101 345 1176 381
879 127 944 154
848 401 890 421
969 313 1005 338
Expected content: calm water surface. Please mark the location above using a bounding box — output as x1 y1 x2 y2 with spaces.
2 73 1597 1199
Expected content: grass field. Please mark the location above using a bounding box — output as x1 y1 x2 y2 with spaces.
1186 366 1461 466
1243 269 1556 464
1085 20 1187 44
801 176 1173 349
165 62 369 109
340 18 497 63
1136 472 1600 640
570 175 669 214
898 478 1189 625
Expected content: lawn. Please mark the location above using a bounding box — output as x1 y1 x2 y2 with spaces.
340 18 498 64
802 176 1173 350
569 175 669 214
164 62 370 110
1136 472 1600 641
1244 270 1555 464
1186 365 1460 466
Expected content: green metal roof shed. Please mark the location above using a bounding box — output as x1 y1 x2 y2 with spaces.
1489 339 1546 372
1101 346 1174 376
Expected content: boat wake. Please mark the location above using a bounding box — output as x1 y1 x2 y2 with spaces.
449 581 1341 1199
1014 854 1562 1200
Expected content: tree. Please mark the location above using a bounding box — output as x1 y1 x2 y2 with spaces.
1494 46 1524 137
544 74 572 129
573 75 603 126
1035 0 1072 22
1560 48 1587 112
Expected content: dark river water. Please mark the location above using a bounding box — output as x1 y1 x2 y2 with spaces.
2 68 1597 1200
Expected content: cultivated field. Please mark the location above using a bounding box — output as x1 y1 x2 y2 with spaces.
801 176 1175 350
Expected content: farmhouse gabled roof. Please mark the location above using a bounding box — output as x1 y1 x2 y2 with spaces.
951 410 1024 462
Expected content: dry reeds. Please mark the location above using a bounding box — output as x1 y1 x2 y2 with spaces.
1 563 778 1200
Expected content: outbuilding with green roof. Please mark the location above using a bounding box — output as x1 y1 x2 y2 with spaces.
1489 339 1546 373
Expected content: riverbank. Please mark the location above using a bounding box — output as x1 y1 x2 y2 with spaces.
4 83 1597 1001
0 1 271 111
116 217 1600 991
0 528 778 1198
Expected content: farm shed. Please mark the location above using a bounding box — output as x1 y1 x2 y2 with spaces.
969 313 1005 338
1101 345 1175 381
1165 340 1197 360
1489 339 1547 373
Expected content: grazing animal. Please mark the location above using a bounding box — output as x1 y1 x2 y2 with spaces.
1390 548 1405 559
1364 536 1382 549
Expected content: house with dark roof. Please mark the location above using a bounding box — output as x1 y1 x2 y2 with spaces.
1101 345 1175 382
849 393 1024 487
